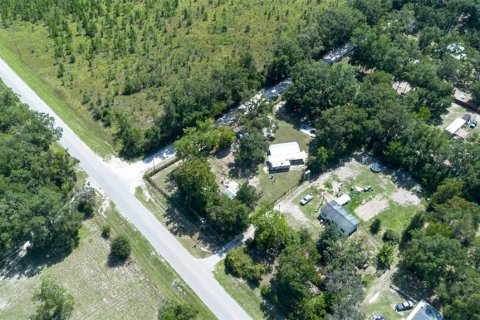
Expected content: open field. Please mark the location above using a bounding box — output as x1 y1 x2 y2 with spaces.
0 38 115 157
0 200 212 320
0 1 331 142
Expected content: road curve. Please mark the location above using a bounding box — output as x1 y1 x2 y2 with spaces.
0 57 250 320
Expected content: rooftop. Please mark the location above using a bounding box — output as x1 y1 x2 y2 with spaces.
406 300 444 320
320 200 360 235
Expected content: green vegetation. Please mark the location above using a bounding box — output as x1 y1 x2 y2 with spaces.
158 301 199 320
258 165 303 203
214 261 271 320
224 247 266 285
110 235 132 261
0 0 332 157
33 277 75 320
0 81 82 257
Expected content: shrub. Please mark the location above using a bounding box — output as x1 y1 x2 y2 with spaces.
225 247 266 284
110 235 131 260
377 243 395 269
370 218 381 234
158 301 198 320
101 225 111 239
382 229 400 243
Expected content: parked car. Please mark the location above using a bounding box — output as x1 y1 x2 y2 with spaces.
395 301 414 312
300 194 314 205
470 120 478 128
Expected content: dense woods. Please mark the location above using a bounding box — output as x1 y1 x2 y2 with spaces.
0 83 82 258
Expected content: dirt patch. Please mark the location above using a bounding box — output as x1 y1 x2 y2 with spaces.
389 188 421 206
356 196 389 221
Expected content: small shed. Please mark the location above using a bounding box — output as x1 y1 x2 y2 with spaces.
319 200 360 236
445 118 467 135
335 194 351 206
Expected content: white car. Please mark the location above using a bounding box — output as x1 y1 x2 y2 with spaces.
300 194 314 205
300 124 316 137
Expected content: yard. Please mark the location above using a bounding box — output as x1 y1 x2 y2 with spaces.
0 198 212 320
439 102 480 135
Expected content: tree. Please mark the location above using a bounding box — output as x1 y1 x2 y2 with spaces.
254 211 293 254
285 62 358 118
471 81 480 105
273 244 320 313
233 128 268 169
172 157 218 213
110 235 131 260
403 233 467 288
377 243 395 269
265 38 304 83
316 224 342 263
325 269 365 320
313 105 370 159
382 229 399 243
351 0 392 24
225 246 266 284
206 194 250 237
33 277 74 320
101 225 111 239
158 301 198 320
370 218 381 234
235 182 257 209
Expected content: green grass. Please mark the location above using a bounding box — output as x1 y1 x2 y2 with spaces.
0 201 213 320
258 164 303 203
134 185 211 258
0 0 333 138
362 289 404 320
214 260 280 320
273 119 312 152
363 202 419 242
0 33 115 157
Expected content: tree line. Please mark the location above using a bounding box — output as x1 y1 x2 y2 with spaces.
0 84 89 258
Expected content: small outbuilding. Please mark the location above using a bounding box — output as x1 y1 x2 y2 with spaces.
445 117 469 139
319 200 360 236
335 194 351 206
267 142 308 171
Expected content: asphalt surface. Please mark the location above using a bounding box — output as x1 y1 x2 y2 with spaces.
0 57 250 320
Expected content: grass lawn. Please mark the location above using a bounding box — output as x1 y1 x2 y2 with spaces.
0 200 212 320
135 185 211 258
214 260 283 320
363 288 404 320
258 164 304 203
273 119 312 153
0 30 115 157
363 203 419 242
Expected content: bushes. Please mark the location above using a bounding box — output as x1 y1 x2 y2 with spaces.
224 247 266 284
370 218 381 234
382 229 399 243
101 225 111 239
110 235 131 260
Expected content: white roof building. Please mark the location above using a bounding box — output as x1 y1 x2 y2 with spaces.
445 117 466 135
335 194 351 206
267 142 308 166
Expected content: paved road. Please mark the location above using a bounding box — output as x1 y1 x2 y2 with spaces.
0 57 250 320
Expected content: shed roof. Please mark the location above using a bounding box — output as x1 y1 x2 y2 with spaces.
335 194 351 206
320 201 359 235
406 301 444 320
445 118 466 134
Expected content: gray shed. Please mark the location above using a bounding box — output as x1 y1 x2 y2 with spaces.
319 200 360 236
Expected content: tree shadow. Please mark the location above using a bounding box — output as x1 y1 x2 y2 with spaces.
227 160 259 180
391 265 436 305
0 249 69 280
106 253 128 268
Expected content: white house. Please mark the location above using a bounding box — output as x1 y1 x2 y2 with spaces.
267 142 308 171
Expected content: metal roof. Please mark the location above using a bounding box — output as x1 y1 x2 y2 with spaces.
320 201 360 235
406 301 444 320
445 118 466 134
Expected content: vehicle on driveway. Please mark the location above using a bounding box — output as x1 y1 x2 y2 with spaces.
395 300 414 312
300 193 314 205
